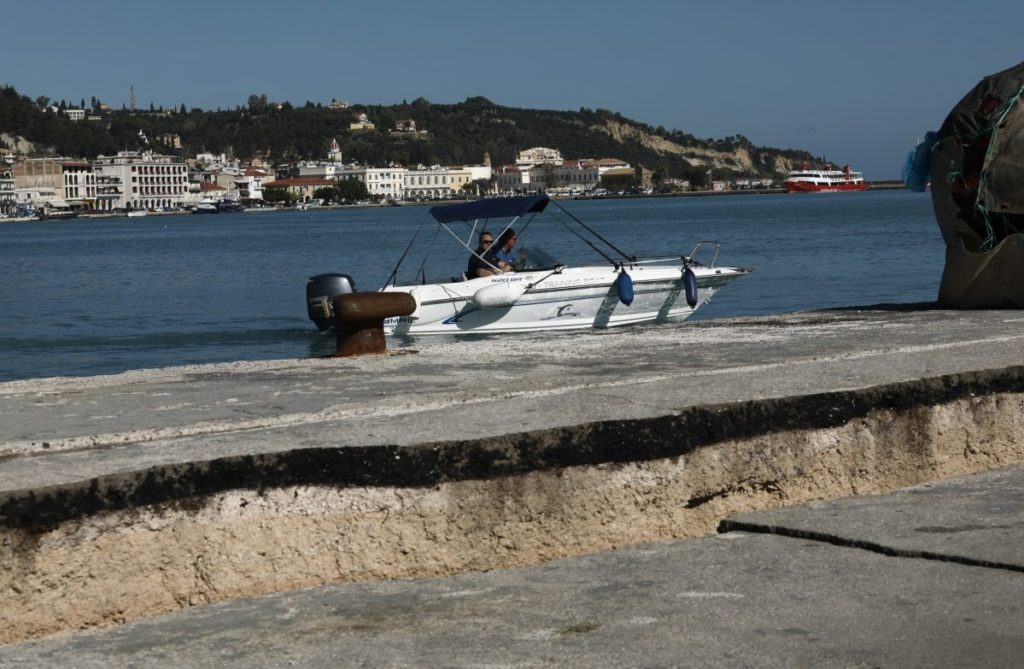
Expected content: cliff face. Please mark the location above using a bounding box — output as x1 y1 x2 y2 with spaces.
0 133 36 155
594 120 805 176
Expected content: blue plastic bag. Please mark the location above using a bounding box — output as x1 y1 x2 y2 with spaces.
902 131 938 192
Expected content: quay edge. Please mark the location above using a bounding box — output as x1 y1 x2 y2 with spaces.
1 306 1024 643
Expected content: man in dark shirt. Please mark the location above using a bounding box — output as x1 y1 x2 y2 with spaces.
467 231 496 278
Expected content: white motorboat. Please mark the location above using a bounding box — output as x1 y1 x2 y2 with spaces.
306 195 750 336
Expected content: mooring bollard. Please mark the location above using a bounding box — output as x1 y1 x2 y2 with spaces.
333 292 416 357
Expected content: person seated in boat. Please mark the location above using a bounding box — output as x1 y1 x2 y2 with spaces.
467 231 497 278
484 228 518 272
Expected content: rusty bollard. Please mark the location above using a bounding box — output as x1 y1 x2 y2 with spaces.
333 292 416 357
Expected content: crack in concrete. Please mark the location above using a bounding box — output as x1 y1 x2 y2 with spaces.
717 520 1024 574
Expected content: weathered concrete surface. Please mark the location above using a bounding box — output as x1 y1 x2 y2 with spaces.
1 466 1022 668
4 307 1024 490
723 457 1024 569
2 307 1024 643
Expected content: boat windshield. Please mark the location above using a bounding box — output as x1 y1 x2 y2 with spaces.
516 246 561 271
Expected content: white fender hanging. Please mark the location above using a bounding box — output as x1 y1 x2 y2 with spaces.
406 287 422 318
470 281 527 308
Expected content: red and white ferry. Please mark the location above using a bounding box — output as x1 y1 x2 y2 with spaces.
784 163 867 193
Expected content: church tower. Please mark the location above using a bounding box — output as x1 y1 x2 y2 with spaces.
328 138 342 162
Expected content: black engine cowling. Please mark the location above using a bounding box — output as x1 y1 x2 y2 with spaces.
306 273 356 331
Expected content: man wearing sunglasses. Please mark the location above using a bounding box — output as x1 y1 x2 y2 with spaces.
467 231 497 278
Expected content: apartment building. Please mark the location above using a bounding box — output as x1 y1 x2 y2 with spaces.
0 168 14 216
60 161 99 210
93 151 189 210
334 166 406 201
233 168 272 202
403 166 450 200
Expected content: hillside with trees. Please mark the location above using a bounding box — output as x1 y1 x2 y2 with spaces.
1 85 824 184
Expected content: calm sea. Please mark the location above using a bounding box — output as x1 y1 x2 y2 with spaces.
0 190 942 382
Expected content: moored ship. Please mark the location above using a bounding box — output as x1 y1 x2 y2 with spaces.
784 163 867 193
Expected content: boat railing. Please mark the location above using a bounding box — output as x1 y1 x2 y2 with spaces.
630 241 720 268
686 241 721 267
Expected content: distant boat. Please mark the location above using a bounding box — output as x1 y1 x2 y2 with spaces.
39 209 79 220
126 210 147 218
217 201 245 213
193 201 218 214
784 163 867 193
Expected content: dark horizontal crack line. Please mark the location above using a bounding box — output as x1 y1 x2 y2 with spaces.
3 364 1024 531
718 520 1024 575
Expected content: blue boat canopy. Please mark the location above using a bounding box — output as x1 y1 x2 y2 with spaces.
429 195 549 223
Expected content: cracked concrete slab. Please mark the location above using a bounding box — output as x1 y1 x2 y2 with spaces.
4 307 1024 647
722 463 1024 570
1 467 1023 668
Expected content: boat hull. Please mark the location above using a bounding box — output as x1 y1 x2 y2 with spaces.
785 181 867 193
381 264 747 336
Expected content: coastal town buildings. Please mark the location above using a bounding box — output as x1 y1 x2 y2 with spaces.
297 162 350 179
61 162 101 211
12 158 64 211
516 146 563 166
0 135 655 216
198 181 228 202
262 176 334 201
233 168 272 202
403 166 449 200
0 167 14 216
92 151 189 211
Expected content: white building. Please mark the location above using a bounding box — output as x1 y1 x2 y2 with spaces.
334 165 407 201
403 166 451 200
550 161 600 192
328 137 343 162
193 153 238 172
60 161 99 210
516 146 563 167
590 158 631 175
234 168 273 202
0 168 15 216
496 166 532 194
447 166 473 196
298 162 350 179
93 151 189 210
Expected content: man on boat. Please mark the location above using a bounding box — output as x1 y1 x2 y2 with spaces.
485 229 518 272
467 231 497 278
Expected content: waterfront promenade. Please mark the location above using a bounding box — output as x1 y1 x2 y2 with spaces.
2 305 1023 664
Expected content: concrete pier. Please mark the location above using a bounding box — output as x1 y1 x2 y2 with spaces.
2 306 1024 663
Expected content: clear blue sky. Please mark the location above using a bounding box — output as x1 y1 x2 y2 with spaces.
5 0 1023 179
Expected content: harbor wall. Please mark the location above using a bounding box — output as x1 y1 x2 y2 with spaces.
3 367 1023 643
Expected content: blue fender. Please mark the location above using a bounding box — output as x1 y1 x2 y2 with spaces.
683 267 698 307
615 270 634 306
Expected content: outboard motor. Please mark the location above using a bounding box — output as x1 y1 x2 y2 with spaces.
306 273 356 331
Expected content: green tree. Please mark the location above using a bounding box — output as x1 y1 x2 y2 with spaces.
313 186 337 203
263 188 294 204
247 94 268 114
334 179 369 203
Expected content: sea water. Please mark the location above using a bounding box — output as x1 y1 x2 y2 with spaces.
0 190 942 382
